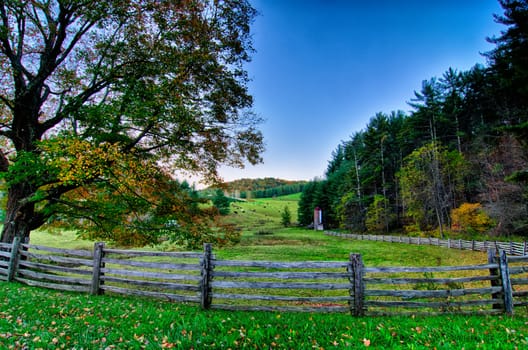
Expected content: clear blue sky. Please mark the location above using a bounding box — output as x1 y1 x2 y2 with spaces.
218 0 504 183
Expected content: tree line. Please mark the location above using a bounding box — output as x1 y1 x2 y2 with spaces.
208 178 306 199
299 0 528 238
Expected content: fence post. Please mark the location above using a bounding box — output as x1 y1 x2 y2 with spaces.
349 253 365 317
498 250 514 315
488 248 501 310
90 242 105 295
524 241 527 255
7 237 21 282
201 243 213 309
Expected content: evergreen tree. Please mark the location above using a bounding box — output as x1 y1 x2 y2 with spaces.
212 190 231 216
298 181 318 226
281 206 292 227
485 0 528 121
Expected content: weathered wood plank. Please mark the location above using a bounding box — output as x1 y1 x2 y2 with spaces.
509 266 528 274
20 251 93 267
18 261 92 275
364 264 497 273
0 250 11 258
365 299 500 308
17 269 91 286
103 248 203 259
512 290 528 297
214 260 349 269
15 277 90 293
101 275 200 292
350 253 365 317
101 257 200 271
200 243 213 310
91 242 105 296
101 285 200 303
499 250 514 315
210 304 349 313
212 293 349 302
514 301 528 307
366 286 502 298
24 244 93 258
510 278 528 285
101 267 201 281
212 280 350 290
212 271 349 280
7 237 21 282
507 256 528 263
366 309 504 317
365 275 497 285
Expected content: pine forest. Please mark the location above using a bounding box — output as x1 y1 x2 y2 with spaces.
298 0 528 239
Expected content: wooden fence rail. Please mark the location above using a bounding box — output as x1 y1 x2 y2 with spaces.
325 232 528 256
1 241 528 316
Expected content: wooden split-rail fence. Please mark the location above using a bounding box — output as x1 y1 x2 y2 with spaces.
326 231 528 256
1 238 527 316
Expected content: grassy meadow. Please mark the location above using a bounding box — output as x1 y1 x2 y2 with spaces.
2 194 527 349
1 282 527 349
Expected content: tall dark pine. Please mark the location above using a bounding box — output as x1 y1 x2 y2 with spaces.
482 0 528 235
485 0 528 123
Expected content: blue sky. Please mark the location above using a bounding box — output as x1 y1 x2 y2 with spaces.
218 0 504 183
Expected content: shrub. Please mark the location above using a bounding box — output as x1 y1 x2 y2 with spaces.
365 195 394 232
450 203 495 234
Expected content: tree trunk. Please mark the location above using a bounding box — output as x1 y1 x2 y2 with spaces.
1 84 46 243
0 183 37 244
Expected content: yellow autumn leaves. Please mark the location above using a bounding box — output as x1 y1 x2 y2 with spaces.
40 138 118 186
39 137 153 189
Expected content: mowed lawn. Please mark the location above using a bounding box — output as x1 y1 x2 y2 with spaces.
2 195 526 348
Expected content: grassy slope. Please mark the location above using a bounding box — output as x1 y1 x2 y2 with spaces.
29 194 487 266
226 193 300 234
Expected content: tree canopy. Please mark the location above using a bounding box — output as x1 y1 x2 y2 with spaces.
0 0 263 246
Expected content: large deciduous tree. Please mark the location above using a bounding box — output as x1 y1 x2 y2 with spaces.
0 0 264 245
397 142 467 236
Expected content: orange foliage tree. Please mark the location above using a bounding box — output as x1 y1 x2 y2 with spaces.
450 203 495 235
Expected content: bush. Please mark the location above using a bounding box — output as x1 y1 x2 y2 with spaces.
451 203 495 234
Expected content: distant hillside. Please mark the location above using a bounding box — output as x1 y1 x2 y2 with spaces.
206 178 307 199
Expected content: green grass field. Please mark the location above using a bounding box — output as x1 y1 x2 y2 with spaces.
3 194 525 348
1 283 527 349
